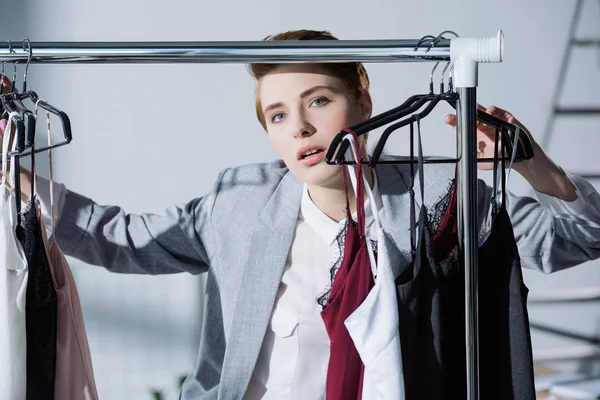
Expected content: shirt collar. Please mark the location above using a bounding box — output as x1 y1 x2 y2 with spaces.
300 172 382 246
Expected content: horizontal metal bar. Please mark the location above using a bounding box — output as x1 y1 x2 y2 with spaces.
554 107 600 115
0 39 451 64
572 39 600 47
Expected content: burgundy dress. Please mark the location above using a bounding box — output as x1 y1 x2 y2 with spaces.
321 163 375 400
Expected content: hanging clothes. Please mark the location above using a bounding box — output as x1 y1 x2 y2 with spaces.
20 117 58 400
476 201 536 399
429 183 536 398
435 138 536 399
344 227 405 400
20 195 58 400
397 126 536 399
340 128 405 400
39 201 99 399
320 166 375 400
0 114 28 400
37 108 99 400
394 119 450 400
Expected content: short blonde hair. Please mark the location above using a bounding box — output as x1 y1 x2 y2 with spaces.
248 30 370 130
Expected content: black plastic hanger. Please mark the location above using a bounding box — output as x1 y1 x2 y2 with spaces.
328 90 459 166
11 50 37 149
9 41 72 156
326 59 458 164
327 71 534 166
1 109 25 227
0 45 28 154
325 92 443 165
326 55 456 162
347 61 452 137
369 91 459 166
445 102 534 161
12 91 72 156
439 56 533 161
9 95 35 149
0 95 26 153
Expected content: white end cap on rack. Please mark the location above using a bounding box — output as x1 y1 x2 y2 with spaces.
451 30 504 88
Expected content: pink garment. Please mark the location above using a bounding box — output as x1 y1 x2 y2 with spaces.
35 103 99 399
38 203 99 400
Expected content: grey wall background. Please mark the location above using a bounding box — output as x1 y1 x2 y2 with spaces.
2 0 600 398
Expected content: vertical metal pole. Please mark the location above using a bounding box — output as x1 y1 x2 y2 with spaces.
457 87 480 400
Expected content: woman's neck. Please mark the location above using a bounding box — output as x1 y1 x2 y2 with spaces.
307 165 374 223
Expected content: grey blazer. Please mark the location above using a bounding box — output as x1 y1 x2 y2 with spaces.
54 160 600 400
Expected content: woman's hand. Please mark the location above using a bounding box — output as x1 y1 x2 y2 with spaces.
444 104 535 171
444 104 577 201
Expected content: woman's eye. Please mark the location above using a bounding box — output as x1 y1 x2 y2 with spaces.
311 97 329 107
271 113 285 123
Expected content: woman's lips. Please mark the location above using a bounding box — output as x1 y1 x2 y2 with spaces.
299 150 325 166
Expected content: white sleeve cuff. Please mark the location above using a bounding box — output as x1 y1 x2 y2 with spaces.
534 172 600 228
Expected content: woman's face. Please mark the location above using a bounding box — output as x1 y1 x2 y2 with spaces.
259 64 371 188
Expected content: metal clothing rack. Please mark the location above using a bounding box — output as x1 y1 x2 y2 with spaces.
0 32 505 400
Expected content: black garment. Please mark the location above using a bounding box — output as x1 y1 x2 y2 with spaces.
395 186 536 399
477 206 536 399
395 205 449 400
19 196 57 400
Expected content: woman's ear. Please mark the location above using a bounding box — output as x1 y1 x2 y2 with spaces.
359 91 373 120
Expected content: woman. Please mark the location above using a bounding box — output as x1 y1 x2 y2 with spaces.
2 29 600 399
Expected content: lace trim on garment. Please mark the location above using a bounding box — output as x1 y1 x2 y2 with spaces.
315 177 459 309
316 219 379 309
429 179 464 277
316 218 349 308
428 178 455 234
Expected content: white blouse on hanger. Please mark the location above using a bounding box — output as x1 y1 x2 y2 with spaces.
0 113 29 400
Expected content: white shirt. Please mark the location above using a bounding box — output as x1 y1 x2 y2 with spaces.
33 171 600 400
244 177 381 400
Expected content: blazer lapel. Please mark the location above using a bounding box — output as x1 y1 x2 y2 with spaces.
218 170 302 400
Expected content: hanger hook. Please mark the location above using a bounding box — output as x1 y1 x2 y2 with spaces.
429 62 440 94
21 38 31 92
440 60 453 93
7 40 17 93
431 30 460 49
426 30 459 53
427 33 446 94
414 35 435 52
431 31 460 92
426 38 439 53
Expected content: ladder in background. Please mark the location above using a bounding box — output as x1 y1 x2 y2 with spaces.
542 0 600 179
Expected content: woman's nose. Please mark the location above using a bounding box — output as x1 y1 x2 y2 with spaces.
292 116 316 139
